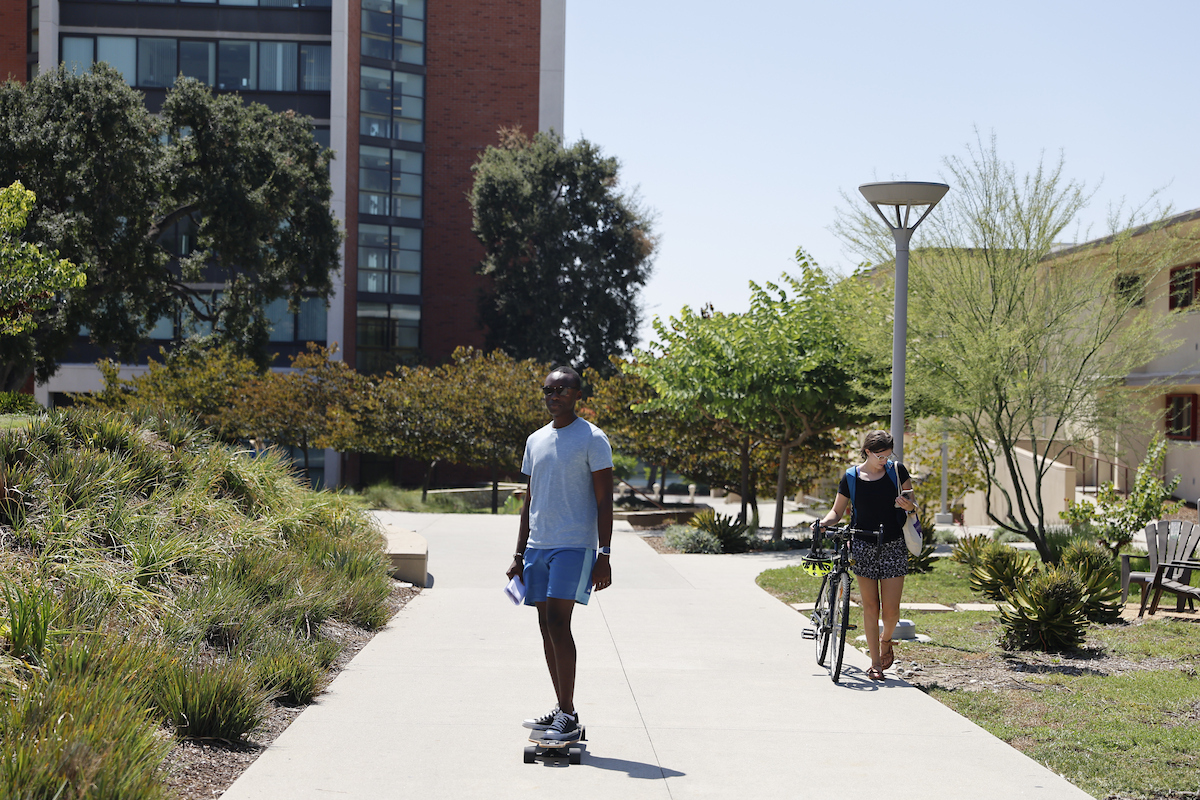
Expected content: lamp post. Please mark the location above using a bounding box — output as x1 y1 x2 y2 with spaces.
858 181 949 464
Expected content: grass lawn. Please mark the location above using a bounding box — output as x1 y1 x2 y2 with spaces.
0 413 32 431
758 557 1200 800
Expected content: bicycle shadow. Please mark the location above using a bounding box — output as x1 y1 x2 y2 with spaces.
827 665 899 691
582 753 686 779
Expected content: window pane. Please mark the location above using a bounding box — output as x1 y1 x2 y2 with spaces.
398 0 424 20
362 0 391 11
219 0 256 6
218 41 256 90
395 196 420 218
300 44 330 91
391 273 419 295
394 71 422 96
62 37 94 74
361 36 392 61
397 94 422 120
394 149 421 173
395 325 419 348
361 88 391 115
394 226 420 251
297 297 326 340
147 314 174 340
360 169 390 192
96 36 136 84
360 145 390 170
361 66 391 91
265 297 294 342
394 249 420 273
359 223 390 249
396 41 423 65
360 192 389 216
259 41 297 91
395 172 421 197
358 270 387 293
362 8 393 36
138 38 177 88
361 113 390 139
179 41 216 86
396 119 422 143
397 15 424 42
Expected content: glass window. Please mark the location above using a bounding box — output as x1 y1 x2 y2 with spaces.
396 41 423 65
259 41 297 91
398 0 424 20
1167 394 1196 441
179 40 216 86
96 36 136 85
265 298 294 342
219 0 256 6
300 44 331 91
1169 264 1198 311
297 297 327 340
62 37 94 75
137 38 177 88
147 314 174 340
218 40 256 91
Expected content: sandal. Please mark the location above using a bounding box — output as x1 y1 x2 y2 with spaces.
880 642 894 670
867 666 885 681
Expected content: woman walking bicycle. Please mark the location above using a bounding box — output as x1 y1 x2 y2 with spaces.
815 430 916 681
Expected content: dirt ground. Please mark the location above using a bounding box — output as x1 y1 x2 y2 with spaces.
160 582 420 799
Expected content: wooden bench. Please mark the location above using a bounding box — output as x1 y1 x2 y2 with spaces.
383 528 428 587
1147 558 1200 616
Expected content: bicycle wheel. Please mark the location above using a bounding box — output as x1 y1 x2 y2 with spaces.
828 570 852 683
813 573 832 666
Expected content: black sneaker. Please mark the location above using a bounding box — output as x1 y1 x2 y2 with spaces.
522 705 559 731
541 710 581 742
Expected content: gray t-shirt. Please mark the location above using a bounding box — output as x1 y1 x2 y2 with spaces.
522 417 614 549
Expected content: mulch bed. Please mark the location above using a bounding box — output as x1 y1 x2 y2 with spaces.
159 581 420 799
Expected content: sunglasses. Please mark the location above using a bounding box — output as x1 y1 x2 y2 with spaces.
541 386 573 396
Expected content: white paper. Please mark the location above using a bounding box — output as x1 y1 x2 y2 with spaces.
504 576 526 605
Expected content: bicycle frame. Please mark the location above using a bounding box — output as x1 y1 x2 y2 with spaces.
808 525 875 683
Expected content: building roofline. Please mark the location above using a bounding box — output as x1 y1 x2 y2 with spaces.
1045 207 1200 261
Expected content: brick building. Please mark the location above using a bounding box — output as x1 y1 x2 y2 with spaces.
1 0 565 485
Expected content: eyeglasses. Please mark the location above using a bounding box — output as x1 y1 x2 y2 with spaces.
541 386 573 396
869 451 893 461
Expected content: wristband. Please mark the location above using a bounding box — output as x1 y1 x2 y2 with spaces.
513 552 525 559
598 546 611 556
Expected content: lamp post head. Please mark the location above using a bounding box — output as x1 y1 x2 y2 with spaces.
859 181 950 235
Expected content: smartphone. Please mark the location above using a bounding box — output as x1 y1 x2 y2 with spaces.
900 489 914 499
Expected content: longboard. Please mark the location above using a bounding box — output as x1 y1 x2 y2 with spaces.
524 726 586 765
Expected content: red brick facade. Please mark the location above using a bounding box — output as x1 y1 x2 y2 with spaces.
0 0 27 83
421 0 541 362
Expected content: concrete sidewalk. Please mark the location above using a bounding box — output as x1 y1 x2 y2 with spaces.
221 513 1091 800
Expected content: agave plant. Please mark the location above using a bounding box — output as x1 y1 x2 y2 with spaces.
999 567 1089 652
1061 539 1122 622
970 547 1038 601
950 533 1000 569
688 509 752 554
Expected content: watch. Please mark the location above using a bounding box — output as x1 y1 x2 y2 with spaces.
598 546 611 556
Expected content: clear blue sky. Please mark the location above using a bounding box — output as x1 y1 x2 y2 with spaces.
561 0 1200 345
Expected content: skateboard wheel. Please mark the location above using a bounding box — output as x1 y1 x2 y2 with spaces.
523 745 536 764
568 747 581 765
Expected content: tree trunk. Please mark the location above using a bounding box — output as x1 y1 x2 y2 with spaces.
491 460 499 515
421 459 438 503
657 466 666 504
739 436 750 525
646 464 658 495
772 443 790 540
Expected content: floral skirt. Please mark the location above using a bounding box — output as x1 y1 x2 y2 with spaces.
850 537 909 581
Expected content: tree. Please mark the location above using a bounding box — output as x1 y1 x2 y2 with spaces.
834 133 1192 561
231 344 357 482
0 65 341 391
0 181 85 336
79 342 261 440
469 127 656 376
633 254 889 538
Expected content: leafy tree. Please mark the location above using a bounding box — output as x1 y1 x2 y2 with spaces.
1061 434 1181 557
902 425 988 525
834 133 1191 561
469 127 657 375
0 181 84 336
0 65 340 391
633 254 888 538
231 344 357 482
79 342 261 440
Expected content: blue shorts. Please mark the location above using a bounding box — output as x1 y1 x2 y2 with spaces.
523 547 596 606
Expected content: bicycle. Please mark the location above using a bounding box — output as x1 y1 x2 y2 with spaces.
801 523 876 683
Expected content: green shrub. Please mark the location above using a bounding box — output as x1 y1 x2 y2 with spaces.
970 546 1038 601
688 509 751 554
664 525 721 554
950 533 1000 568
0 391 39 415
252 640 324 705
152 659 267 741
1061 539 1122 622
999 566 1089 652
2 581 59 666
0 658 171 800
